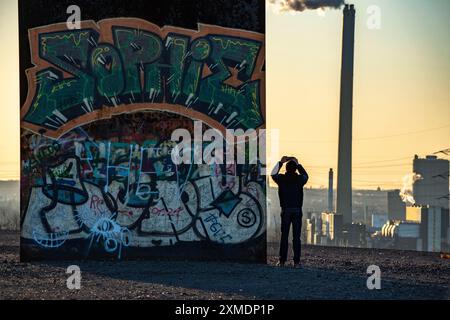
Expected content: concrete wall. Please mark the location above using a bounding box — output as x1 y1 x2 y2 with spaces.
19 0 266 261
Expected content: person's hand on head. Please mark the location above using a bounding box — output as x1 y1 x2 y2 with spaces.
281 156 289 163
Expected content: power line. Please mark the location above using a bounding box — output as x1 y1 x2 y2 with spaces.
279 124 450 143
354 156 412 165
353 163 410 169
353 179 402 183
355 125 450 141
303 148 449 169
433 148 450 156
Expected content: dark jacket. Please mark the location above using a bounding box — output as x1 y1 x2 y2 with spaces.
271 163 308 210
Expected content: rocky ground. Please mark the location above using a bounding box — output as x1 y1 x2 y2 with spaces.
0 230 448 299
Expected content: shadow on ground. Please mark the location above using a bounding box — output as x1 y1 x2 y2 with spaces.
1 231 448 300
26 259 448 300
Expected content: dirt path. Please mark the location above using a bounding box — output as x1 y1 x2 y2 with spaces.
0 231 448 299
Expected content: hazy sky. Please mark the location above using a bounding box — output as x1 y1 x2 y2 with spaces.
0 0 449 189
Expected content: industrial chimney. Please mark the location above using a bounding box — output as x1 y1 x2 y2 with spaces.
336 4 355 225
328 168 334 212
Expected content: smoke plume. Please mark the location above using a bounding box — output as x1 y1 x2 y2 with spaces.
399 173 423 205
269 0 345 13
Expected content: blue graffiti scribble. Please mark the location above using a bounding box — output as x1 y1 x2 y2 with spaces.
33 230 69 248
88 217 130 259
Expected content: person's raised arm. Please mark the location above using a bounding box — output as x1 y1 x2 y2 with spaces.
271 156 288 184
271 161 281 175
297 163 309 186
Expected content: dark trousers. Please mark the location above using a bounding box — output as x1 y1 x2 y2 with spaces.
279 210 302 264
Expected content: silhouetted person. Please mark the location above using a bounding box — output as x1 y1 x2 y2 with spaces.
271 156 308 268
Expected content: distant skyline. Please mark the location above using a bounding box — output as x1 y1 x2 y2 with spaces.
1 0 449 189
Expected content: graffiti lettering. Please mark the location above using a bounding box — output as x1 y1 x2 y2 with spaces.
21 18 266 262
21 19 265 139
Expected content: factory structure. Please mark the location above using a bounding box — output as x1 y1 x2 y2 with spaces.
303 4 370 249
303 154 450 252
387 190 406 220
265 5 449 253
413 155 449 209
336 4 355 226
300 5 450 252
302 4 362 248
328 169 334 212
375 156 450 252
379 206 449 252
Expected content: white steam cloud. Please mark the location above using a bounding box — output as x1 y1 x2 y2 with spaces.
399 173 423 205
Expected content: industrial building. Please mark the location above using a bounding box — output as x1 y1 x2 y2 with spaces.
303 212 322 245
419 206 449 252
413 155 449 209
387 189 406 220
321 211 343 246
388 205 450 252
380 220 421 251
371 214 388 229
342 223 366 248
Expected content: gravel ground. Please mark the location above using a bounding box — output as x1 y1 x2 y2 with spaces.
0 230 448 300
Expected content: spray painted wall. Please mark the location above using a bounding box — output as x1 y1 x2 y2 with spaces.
19 1 266 261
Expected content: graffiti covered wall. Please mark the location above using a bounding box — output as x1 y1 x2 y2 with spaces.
19 2 266 262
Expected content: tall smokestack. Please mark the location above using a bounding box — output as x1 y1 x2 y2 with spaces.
336 4 355 224
328 168 334 212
